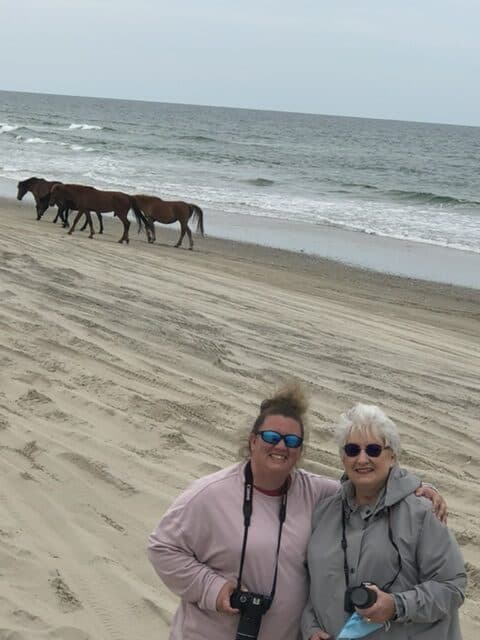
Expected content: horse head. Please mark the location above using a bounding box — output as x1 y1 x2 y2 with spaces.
17 178 35 201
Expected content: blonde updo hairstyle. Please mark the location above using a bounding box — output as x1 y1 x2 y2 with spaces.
239 381 309 460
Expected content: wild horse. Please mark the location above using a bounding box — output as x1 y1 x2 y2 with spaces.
133 194 204 249
17 176 104 233
49 183 149 243
17 177 69 225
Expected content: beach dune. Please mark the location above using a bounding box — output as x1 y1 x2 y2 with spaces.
0 198 479 640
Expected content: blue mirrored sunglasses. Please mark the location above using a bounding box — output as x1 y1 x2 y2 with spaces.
258 430 303 448
343 443 389 458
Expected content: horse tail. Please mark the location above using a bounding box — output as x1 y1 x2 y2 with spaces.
129 196 148 234
189 204 205 236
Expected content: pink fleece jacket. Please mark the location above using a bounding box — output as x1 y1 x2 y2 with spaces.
148 462 339 640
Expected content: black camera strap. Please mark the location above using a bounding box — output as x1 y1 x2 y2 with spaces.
341 503 402 592
341 506 351 589
236 461 288 603
384 507 403 591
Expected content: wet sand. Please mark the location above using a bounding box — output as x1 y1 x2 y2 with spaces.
204 208 480 288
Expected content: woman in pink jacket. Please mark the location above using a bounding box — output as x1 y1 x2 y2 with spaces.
148 383 444 640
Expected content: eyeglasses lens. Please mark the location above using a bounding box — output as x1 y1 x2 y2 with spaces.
344 443 383 457
259 430 303 448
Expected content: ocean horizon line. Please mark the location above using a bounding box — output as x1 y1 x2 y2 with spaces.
2 88 479 130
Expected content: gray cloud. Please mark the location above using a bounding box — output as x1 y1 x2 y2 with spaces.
1 1 479 125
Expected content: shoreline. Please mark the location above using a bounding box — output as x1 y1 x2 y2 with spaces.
205 207 480 289
4 195 480 336
3 178 480 288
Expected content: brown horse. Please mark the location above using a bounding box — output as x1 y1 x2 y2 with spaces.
16 176 104 233
17 177 67 224
49 184 148 244
133 194 204 249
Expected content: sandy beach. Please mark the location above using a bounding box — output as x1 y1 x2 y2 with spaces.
1 197 479 640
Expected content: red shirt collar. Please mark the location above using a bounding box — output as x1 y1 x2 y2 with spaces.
254 476 291 496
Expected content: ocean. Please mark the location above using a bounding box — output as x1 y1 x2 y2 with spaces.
1 90 480 277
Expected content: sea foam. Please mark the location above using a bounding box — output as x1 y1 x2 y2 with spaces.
25 137 48 144
68 123 102 130
0 123 19 134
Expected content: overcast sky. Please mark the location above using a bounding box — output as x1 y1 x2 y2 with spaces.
2 1 479 126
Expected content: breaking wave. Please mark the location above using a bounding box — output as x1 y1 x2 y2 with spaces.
68 123 102 130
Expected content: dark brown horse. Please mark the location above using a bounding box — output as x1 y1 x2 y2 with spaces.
133 194 204 249
49 184 149 243
16 177 104 233
17 177 68 224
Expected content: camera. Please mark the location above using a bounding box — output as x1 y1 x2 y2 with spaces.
344 583 377 613
230 589 272 640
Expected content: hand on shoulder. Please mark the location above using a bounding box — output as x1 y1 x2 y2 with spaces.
415 485 448 523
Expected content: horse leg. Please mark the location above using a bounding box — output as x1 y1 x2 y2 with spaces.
175 221 188 248
53 206 63 224
80 216 88 231
117 213 130 244
86 212 95 239
62 207 70 228
148 218 156 243
186 224 194 250
37 195 50 220
97 213 104 234
68 211 84 235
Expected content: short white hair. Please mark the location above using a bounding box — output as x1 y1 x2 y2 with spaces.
335 403 401 458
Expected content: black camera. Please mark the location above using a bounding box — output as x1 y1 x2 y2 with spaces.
230 589 272 640
344 583 377 613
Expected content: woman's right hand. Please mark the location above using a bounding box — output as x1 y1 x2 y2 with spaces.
310 631 331 640
216 581 240 614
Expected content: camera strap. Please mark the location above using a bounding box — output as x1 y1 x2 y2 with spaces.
236 461 288 602
341 503 402 591
341 506 351 589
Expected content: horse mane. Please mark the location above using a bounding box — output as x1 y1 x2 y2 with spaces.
21 176 39 187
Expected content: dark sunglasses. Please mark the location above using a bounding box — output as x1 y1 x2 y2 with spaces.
343 443 389 458
258 430 303 449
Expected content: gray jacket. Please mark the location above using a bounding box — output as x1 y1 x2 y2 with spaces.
301 466 466 640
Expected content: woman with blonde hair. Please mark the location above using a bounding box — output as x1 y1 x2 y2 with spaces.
302 403 466 640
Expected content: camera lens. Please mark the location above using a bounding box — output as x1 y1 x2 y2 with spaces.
350 585 377 608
